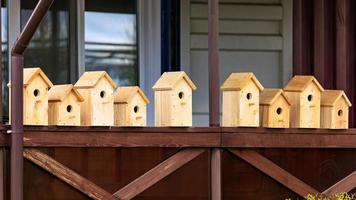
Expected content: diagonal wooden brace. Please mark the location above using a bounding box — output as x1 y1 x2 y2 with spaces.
24 149 117 200
322 171 356 196
113 148 205 200
228 148 319 197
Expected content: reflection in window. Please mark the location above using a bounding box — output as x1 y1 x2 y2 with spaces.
21 0 70 84
1 1 8 122
85 0 138 86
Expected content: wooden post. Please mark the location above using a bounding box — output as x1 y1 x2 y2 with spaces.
208 0 219 127
210 148 221 200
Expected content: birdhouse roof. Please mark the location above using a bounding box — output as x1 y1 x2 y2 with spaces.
260 89 291 106
220 72 264 91
284 75 324 92
48 84 84 102
8 67 53 87
74 71 117 89
152 71 197 91
321 90 352 107
114 86 149 104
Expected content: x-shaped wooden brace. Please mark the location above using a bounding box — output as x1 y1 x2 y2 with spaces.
228 148 356 197
23 148 205 200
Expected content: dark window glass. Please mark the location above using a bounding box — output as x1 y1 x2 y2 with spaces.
21 0 70 84
85 0 138 86
1 1 8 122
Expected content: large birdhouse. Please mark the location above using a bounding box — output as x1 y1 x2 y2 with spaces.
260 89 291 128
48 84 84 126
284 75 324 128
74 71 117 126
114 86 149 126
221 72 264 127
321 90 352 129
152 71 197 126
8 67 53 125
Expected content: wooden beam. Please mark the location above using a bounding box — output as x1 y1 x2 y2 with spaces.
114 148 205 200
322 171 356 196
210 148 221 200
23 149 117 200
229 149 319 197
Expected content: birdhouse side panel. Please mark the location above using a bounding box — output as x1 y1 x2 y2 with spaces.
171 81 193 126
57 93 81 126
77 89 93 126
237 81 259 127
23 75 49 125
300 84 321 128
284 92 300 128
114 103 128 126
222 91 239 127
267 96 290 128
332 100 349 129
48 102 60 125
320 106 333 129
127 95 147 126
91 79 115 126
154 91 172 126
259 105 269 127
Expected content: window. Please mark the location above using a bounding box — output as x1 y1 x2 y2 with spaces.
1 1 8 122
85 0 138 86
21 0 71 84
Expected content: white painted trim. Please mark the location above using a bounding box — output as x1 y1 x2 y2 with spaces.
180 0 191 75
282 0 293 86
77 0 85 77
8 0 21 76
138 0 161 126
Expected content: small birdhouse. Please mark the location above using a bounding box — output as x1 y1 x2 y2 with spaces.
221 72 264 127
152 71 197 126
321 90 352 129
260 89 291 128
74 71 117 126
8 67 53 125
114 86 149 126
284 75 324 128
48 84 84 126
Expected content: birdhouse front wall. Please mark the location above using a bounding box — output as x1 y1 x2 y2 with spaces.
299 83 321 128
49 93 81 126
16 75 49 125
114 94 147 126
90 79 114 126
170 81 193 126
237 81 260 127
265 96 290 128
321 99 349 129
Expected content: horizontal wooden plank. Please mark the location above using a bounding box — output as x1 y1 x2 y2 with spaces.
24 149 117 200
190 34 283 50
114 148 205 200
191 4 283 20
229 149 319 196
191 19 280 34
222 128 356 148
22 126 221 147
191 0 280 4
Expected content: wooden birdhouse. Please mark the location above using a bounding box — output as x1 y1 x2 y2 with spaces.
284 75 324 128
114 86 149 126
74 71 117 126
260 89 291 128
321 90 352 129
8 67 53 125
48 85 84 126
152 71 197 126
221 72 264 127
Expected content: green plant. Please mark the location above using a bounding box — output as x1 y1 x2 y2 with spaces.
287 193 356 200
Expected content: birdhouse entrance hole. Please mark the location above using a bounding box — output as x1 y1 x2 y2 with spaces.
276 107 282 115
100 91 106 98
134 105 139 113
338 109 343 117
178 91 184 99
33 89 40 97
246 93 252 100
66 105 72 113
307 94 313 102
